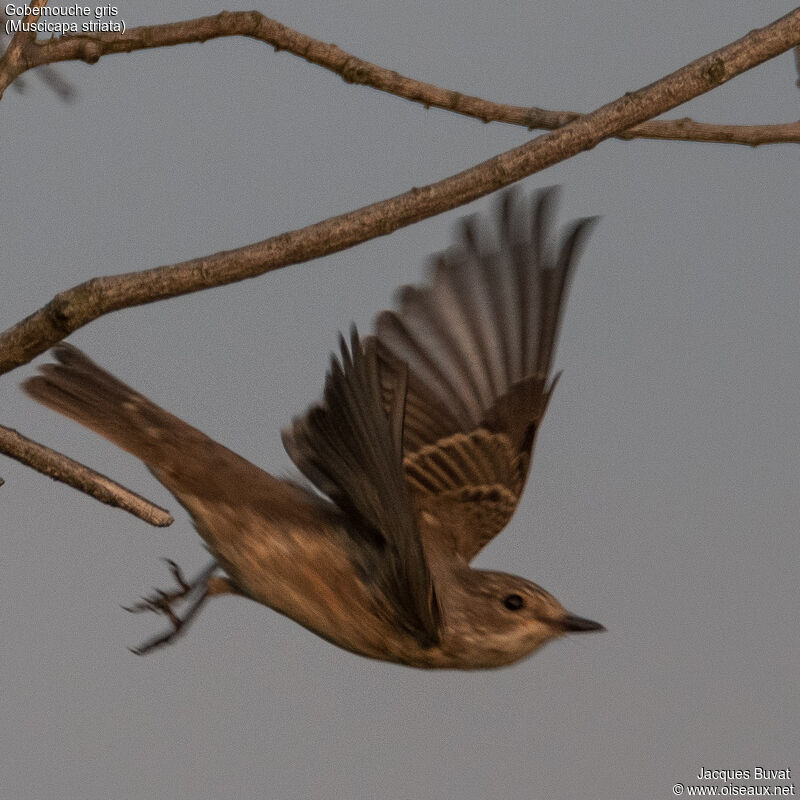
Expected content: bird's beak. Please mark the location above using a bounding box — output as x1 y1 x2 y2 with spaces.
558 612 605 633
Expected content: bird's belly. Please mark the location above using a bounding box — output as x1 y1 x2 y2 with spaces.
191 507 403 659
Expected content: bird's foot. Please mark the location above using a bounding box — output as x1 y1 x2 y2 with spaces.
123 558 219 655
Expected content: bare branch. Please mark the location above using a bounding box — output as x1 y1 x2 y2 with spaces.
2 10 798 145
1 8 799 376
612 117 800 146
0 423 174 526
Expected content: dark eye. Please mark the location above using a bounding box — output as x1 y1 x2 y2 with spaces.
503 593 524 611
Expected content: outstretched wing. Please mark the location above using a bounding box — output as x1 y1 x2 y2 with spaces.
282 329 440 647
375 188 598 561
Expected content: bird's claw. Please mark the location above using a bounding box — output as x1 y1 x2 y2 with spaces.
121 559 192 616
123 558 218 655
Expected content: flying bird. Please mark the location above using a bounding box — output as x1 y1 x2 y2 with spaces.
24 188 603 669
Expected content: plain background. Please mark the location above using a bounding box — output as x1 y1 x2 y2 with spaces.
1 3 798 799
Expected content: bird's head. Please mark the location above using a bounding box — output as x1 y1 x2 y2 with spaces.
443 569 604 668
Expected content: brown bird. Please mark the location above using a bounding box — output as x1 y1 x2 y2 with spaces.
24 188 603 669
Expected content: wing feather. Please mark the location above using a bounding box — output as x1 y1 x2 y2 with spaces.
376 187 598 560
283 329 440 646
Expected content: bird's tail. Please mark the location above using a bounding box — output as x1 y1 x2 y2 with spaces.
23 344 212 482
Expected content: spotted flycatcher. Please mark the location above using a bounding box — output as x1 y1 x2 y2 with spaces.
24 188 603 668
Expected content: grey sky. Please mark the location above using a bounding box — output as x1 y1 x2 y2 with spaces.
1 2 798 799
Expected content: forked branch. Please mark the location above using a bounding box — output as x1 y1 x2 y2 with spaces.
1 10 798 145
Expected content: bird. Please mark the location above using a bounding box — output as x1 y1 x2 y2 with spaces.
23 187 603 669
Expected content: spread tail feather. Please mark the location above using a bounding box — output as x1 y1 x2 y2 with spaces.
23 344 214 480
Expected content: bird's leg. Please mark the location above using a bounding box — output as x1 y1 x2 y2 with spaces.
123 558 233 655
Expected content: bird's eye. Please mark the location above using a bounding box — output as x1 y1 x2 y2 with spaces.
503 593 524 611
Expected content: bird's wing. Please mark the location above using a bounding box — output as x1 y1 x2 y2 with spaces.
282 329 440 647
374 188 598 562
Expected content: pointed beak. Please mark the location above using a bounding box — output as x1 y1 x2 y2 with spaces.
558 612 605 633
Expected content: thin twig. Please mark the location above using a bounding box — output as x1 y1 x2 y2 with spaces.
1 8 799 378
0 423 173 526
1 10 798 145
